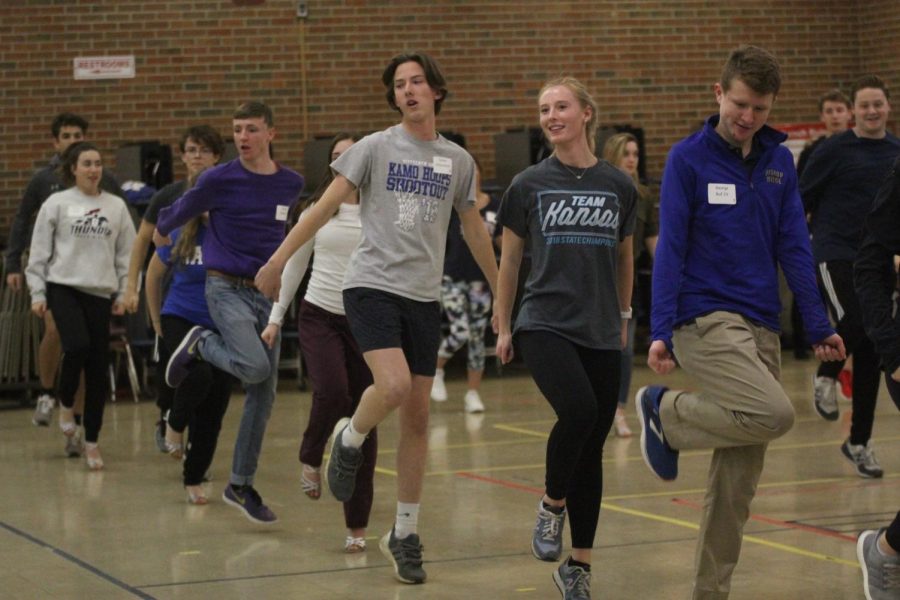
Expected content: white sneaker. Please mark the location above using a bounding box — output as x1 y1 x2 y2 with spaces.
430 368 448 402
464 389 485 413
65 427 84 457
813 375 839 421
32 393 55 426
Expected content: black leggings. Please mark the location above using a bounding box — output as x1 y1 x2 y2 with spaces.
817 260 881 444
517 330 620 550
46 283 111 443
888 511 900 553
161 315 233 486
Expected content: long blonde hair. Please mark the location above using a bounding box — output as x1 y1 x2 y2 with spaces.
170 169 207 265
539 76 599 153
602 132 640 185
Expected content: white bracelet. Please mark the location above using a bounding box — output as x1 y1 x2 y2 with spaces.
620 307 633 320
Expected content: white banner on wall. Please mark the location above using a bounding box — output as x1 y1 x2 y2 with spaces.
73 56 136 80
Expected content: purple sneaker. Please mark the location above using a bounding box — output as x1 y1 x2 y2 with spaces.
165 326 206 388
222 484 278 524
635 385 679 481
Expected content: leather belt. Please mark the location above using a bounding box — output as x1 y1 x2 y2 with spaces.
208 269 257 289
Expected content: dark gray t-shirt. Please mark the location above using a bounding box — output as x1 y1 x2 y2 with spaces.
332 124 476 302
498 156 637 349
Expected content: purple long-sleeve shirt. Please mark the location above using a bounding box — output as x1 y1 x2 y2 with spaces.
157 159 304 278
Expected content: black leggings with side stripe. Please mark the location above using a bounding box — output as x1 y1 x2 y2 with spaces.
517 329 620 550
816 260 881 444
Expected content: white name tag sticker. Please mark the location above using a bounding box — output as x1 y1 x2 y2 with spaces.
432 156 452 175
275 205 290 221
707 183 737 205
67 206 84 217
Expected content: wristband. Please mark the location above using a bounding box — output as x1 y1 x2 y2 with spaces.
620 307 633 320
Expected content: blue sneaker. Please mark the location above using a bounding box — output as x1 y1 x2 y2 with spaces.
635 385 679 481
165 326 206 388
222 484 278 524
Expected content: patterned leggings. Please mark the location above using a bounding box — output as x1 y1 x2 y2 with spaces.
438 276 491 371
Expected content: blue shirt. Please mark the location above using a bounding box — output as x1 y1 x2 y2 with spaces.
156 225 216 330
651 115 833 350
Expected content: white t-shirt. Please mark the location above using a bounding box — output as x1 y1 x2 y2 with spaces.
269 203 361 323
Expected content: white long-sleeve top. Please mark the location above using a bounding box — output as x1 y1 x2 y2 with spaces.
25 187 136 303
269 203 361 324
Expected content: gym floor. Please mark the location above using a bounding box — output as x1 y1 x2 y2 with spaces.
0 356 895 599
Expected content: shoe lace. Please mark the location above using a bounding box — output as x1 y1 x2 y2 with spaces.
333 446 362 479
861 445 880 468
540 510 563 541
395 536 424 566
884 562 900 589
566 566 591 597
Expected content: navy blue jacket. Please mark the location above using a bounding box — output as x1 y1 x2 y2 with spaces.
800 129 900 263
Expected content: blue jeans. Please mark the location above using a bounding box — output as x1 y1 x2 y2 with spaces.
202 276 280 487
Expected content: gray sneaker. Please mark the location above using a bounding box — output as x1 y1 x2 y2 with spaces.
841 439 884 478
532 500 566 561
379 527 426 584
325 417 363 502
857 528 900 600
32 393 55 427
813 375 839 421
65 427 84 457
553 560 591 600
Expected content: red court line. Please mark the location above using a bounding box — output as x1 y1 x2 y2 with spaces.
456 471 543 495
671 498 856 542
755 477 900 498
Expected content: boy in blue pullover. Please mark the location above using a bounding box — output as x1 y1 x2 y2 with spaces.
635 46 845 600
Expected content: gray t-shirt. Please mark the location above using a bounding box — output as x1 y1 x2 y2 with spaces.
498 156 637 349
332 124 476 302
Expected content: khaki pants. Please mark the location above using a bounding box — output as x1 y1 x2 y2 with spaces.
662 312 795 600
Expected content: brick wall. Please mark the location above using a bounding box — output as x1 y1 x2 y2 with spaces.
2 0 896 234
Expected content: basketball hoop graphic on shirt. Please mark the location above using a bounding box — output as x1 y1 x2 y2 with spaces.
394 191 419 231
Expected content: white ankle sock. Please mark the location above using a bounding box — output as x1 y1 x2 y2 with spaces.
394 502 419 539
341 418 367 449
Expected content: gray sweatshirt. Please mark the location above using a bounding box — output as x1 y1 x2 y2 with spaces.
25 187 136 304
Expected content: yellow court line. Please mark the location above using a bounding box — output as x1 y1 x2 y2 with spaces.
601 502 859 568
374 466 397 476
492 423 549 438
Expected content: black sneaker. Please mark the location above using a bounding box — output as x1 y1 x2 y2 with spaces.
155 419 167 453
165 326 206 388
379 527 426 584
222 484 278 524
325 417 363 502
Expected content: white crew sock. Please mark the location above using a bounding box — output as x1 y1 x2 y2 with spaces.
341 417 367 449
394 502 420 539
